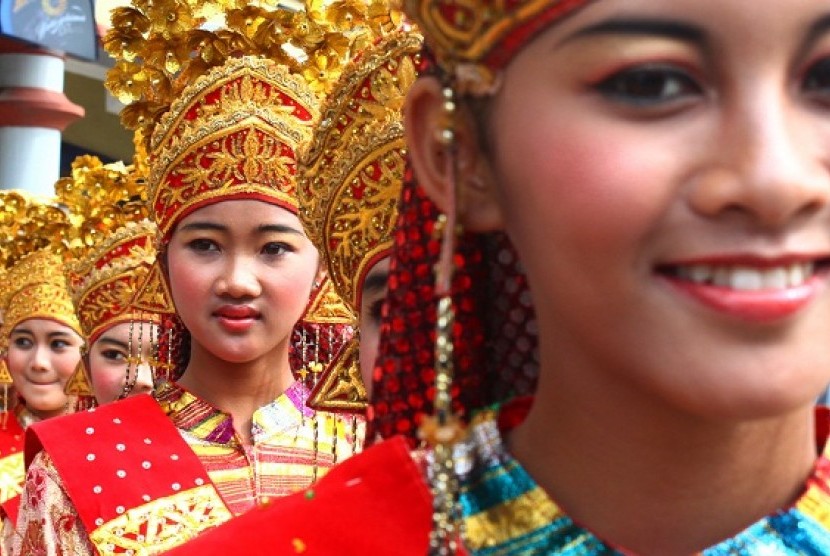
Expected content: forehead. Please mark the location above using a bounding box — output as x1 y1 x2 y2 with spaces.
174 199 300 230
12 318 76 336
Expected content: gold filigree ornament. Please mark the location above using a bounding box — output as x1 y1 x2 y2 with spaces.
297 30 422 412
405 0 596 94
0 191 79 355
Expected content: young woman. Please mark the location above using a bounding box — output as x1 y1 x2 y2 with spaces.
11 3 400 550
0 247 83 545
166 0 830 554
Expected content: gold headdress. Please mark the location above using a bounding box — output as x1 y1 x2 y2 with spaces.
104 0 403 380
57 155 170 347
104 0 405 239
0 191 79 349
298 30 422 411
405 0 596 93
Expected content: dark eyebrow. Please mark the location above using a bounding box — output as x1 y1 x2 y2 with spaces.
560 17 705 47
804 14 830 53
177 222 305 236
258 224 305 237
362 271 389 296
97 337 130 350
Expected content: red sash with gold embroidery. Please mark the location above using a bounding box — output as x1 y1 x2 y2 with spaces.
26 394 233 554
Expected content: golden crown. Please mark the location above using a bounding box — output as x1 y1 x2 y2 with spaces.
0 191 77 349
299 30 421 311
299 30 422 412
105 0 405 239
0 249 81 351
405 0 595 92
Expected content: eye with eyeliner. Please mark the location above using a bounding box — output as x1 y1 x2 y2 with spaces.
591 62 703 109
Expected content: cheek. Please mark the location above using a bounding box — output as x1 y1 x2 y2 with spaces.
167 257 206 315
492 100 682 273
55 351 80 381
5 348 27 379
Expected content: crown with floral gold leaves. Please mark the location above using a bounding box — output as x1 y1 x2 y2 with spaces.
0 191 78 351
104 0 406 239
405 0 595 93
56 155 172 346
298 30 422 411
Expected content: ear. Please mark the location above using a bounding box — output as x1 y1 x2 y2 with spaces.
404 77 504 232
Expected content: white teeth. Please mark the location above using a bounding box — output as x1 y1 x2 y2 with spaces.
675 263 814 291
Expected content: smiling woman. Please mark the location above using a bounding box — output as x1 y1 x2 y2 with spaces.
162 0 830 554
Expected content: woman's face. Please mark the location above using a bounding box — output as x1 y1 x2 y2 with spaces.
166 199 320 365
6 318 83 416
87 321 158 405
481 0 830 419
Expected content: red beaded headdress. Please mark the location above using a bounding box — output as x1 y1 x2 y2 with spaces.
298 30 423 412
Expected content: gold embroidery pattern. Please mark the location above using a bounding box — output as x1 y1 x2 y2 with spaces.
148 58 318 238
0 250 81 348
0 452 24 503
406 0 595 80
89 485 232 555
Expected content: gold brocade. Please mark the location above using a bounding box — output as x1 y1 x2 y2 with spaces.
0 452 24 504
88 484 232 555
0 250 81 348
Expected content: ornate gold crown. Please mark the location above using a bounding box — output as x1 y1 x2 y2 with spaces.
405 0 595 92
56 155 171 344
0 249 81 351
147 56 318 236
0 191 78 351
104 0 405 238
299 30 420 312
298 30 422 412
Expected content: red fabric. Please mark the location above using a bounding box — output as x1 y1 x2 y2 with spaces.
0 413 24 458
164 436 432 555
26 394 218 531
0 494 19 525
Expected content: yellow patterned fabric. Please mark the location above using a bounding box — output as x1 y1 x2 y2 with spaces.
88 485 232 555
155 381 365 515
0 454 23 506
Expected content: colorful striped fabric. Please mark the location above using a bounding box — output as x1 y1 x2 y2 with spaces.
459 408 830 555
156 380 365 515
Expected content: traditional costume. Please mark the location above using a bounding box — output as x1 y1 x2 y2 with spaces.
0 190 79 526
11 2 403 555
164 0 830 555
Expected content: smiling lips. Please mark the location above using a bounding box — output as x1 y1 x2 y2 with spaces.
660 258 828 323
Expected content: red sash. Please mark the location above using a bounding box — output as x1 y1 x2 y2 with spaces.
165 435 433 555
26 394 232 553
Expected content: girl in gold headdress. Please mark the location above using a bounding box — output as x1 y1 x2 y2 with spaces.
0 192 83 549
168 0 830 554
11 2 403 555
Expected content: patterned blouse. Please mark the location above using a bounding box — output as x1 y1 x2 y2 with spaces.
11 381 365 555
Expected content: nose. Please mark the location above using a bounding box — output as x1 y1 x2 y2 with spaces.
131 360 154 395
215 255 262 298
688 93 830 229
30 345 51 373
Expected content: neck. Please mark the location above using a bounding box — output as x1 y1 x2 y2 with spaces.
509 348 817 555
176 341 296 445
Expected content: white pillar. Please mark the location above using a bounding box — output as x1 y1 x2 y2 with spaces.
0 38 84 196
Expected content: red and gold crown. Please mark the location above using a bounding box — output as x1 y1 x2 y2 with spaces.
104 0 405 239
57 155 172 345
405 0 595 92
298 30 422 411
0 191 78 350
